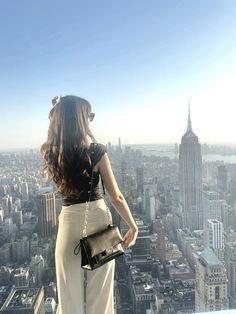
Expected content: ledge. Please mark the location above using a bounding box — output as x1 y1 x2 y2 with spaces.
196 310 236 314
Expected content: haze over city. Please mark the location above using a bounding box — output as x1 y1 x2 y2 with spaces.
1 1 236 148
2 2 236 313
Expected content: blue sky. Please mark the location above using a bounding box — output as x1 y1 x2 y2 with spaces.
1 0 236 149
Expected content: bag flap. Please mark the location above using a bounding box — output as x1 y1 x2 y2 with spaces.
84 225 123 257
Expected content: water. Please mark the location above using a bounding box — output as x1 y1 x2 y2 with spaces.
202 155 236 163
129 144 236 163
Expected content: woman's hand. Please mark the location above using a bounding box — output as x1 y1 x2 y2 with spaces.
122 226 138 249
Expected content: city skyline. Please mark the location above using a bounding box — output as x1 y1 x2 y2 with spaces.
1 111 236 312
0 1 236 148
2 138 236 153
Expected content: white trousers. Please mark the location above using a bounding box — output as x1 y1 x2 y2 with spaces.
55 199 115 314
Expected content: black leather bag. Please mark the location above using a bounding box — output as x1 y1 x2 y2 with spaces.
79 224 124 270
74 144 124 270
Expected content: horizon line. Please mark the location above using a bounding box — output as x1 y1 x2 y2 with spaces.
1 141 236 152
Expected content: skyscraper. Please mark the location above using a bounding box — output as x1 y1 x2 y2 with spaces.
2 195 12 217
225 242 236 307
136 167 144 197
204 219 224 262
179 107 203 230
120 160 128 193
195 247 228 312
31 254 45 286
21 181 29 201
36 190 56 238
118 136 122 151
12 236 30 263
155 217 166 263
217 164 228 198
203 191 228 227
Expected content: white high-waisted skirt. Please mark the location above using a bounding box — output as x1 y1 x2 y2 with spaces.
55 198 115 314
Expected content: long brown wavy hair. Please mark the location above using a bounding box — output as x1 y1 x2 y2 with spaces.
40 95 96 197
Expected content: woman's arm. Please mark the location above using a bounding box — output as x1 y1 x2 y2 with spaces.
98 153 138 247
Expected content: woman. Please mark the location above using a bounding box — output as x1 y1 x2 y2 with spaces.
40 95 138 314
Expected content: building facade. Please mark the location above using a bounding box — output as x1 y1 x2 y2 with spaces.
204 219 224 262
203 191 229 227
225 241 236 307
36 191 56 238
195 247 228 312
217 164 228 198
179 108 203 230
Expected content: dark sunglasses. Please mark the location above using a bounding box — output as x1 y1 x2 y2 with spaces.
89 112 95 122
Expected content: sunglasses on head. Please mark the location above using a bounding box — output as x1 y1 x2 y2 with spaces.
89 112 95 122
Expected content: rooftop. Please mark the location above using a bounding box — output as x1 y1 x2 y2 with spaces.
200 247 222 266
38 186 54 194
0 287 43 310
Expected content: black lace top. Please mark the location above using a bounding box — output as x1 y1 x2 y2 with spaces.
61 143 107 206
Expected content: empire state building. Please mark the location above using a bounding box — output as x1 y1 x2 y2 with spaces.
179 108 203 230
